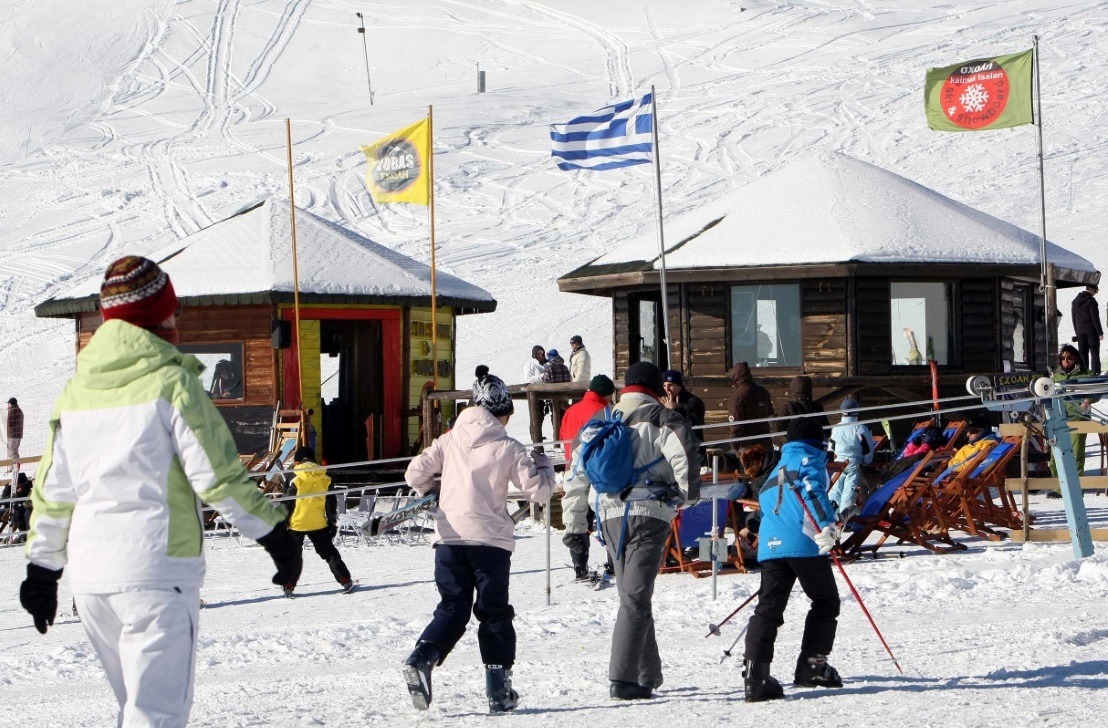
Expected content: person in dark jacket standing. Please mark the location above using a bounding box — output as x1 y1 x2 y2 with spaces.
660 369 705 428
727 363 774 459
542 349 572 383
559 375 616 579
1071 284 1102 374
742 417 842 702
775 376 829 437
6 397 23 465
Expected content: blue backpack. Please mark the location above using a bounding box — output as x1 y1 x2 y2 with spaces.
576 408 665 494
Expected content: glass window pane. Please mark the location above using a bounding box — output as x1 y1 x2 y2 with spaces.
1012 288 1027 365
638 299 657 364
179 343 245 399
730 284 800 367
889 282 953 366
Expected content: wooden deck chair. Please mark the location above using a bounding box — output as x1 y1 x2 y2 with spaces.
840 452 965 559
895 420 967 459
660 497 746 576
930 437 1024 539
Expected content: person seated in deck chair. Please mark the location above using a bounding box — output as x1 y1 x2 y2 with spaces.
900 418 947 457
948 412 999 474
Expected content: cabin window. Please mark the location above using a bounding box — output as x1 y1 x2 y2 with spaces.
889 282 955 366
178 343 245 400
629 292 667 369
1011 284 1032 368
729 284 801 367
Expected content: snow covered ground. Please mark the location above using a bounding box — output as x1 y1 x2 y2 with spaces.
2 495 1108 727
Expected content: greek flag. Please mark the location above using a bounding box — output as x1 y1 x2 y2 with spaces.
550 93 653 171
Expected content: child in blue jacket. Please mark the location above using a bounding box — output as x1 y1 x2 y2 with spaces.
742 417 842 702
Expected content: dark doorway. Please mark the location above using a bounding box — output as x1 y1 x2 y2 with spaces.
629 292 668 369
319 319 384 465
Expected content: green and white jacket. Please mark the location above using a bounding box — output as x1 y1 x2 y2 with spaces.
27 320 286 593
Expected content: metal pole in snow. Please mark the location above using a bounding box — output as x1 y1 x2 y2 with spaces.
649 85 673 367
1033 35 1052 359
355 13 375 104
545 495 552 606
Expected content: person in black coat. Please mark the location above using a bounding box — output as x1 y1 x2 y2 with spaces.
660 369 706 428
1071 284 1103 374
775 376 829 438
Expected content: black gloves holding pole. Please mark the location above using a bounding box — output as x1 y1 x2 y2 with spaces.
257 521 303 588
20 564 62 634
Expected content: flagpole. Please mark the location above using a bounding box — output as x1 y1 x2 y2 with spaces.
286 118 304 415
428 105 439 390
649 85 673 368
1032 35 1053 360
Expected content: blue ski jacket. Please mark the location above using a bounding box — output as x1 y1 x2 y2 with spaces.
756 440 838 561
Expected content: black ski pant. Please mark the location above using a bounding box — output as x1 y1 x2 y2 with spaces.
419 544 516 668
744 556 840 665
1076 332 1101 374
291 528 351 587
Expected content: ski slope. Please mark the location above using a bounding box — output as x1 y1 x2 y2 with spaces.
2 1 1108 724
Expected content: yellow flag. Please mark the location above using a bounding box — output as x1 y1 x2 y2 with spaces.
360 118 430 205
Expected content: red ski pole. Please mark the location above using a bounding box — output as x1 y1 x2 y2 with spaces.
788 476 904 674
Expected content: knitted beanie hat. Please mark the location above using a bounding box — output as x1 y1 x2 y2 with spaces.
840 397 860 416
624 361 664 396
662 369 683 387
786 417 825 443
588 374 615 397
100 256 178 330
473 371 514 417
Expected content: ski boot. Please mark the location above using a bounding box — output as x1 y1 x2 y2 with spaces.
743 660 784 702
793 654 843 688
340 578 356 594
609 680 653 700
485 664 519 713
404 640 442 710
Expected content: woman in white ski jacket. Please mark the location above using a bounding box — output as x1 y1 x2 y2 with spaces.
19 256 300 728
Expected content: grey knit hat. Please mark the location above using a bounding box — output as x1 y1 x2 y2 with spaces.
472 371 514 417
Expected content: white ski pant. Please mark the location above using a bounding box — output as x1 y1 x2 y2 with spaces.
74 587 201 728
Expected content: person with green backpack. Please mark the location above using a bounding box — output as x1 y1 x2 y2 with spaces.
574 362 701 700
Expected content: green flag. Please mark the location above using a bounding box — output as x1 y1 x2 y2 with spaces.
924 49 1033 132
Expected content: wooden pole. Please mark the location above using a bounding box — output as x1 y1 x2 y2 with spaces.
286 118 304 410
428 106 439 390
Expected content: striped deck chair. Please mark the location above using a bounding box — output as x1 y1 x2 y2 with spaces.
929 437 1024 539
840 451 966 559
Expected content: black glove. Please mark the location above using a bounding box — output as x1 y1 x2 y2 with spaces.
20 564 62 635
257 522 303 588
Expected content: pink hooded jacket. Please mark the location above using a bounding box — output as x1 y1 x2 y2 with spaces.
405 406 555 552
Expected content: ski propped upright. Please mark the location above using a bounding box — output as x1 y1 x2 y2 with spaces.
365 492 439 537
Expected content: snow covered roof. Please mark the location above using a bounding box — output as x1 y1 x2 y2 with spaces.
561 153 1098 284
35 198 496 317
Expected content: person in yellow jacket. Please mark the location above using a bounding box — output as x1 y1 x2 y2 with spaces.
284 447 354 594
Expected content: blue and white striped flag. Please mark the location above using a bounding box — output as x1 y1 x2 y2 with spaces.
550 93 653 171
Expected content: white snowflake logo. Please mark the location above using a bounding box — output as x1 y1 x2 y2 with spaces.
959 84 989 113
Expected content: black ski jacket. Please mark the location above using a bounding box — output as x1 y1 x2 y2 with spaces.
1071 291 1103 336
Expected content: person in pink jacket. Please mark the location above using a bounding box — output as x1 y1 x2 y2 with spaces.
403 368 554 714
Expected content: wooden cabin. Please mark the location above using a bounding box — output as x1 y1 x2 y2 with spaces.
558 154 1100 442
34 198 496 462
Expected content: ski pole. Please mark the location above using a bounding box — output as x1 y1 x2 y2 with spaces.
786 475 904 674
705 589 759 638
720 624 749 663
